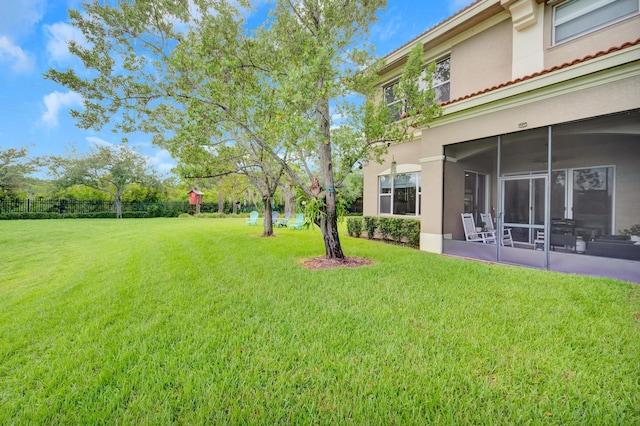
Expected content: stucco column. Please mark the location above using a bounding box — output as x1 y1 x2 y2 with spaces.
419 155 445 254
502 0 545 80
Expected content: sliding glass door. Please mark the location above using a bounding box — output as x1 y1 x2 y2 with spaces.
501 175 546 245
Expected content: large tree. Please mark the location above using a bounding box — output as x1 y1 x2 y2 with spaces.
46 0 440 258
48 144 159 218
0 147 40 198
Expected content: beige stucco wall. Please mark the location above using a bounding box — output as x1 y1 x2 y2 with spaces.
543 8 640 70
362 139 420 217
450 18 513 99
365 1 640 254
423 72 640 147
364 72 640 252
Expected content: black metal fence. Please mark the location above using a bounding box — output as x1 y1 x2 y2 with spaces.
0 198 263 218
0 198 362 218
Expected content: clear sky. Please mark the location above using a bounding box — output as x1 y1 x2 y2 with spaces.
0 0 474 176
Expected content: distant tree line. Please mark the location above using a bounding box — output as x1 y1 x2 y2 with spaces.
0 145 363 219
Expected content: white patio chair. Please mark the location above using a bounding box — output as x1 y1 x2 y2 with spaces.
461 213 496 244
534 230 545 250
481 212 514 247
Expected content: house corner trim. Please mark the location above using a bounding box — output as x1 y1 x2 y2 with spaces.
502 0 538 31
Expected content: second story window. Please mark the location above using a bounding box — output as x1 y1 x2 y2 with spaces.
432 57 450 103
384 81 404 121
553 0 639 44
383 57 450 121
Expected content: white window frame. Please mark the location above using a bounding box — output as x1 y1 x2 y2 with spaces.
378 175 392 215
430 57 450 104
382 56 450 121
378 172 422 216
553 0 639 45
383 80 404 122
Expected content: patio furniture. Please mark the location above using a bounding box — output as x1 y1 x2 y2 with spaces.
288 213 306 230
587 237 640 261
481 213 513 247
276 212 291 227
271 211 279 225
534 230 545 250
461 213 496 244
245 210 259 226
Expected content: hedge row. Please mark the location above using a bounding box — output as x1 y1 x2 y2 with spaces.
347 216 420 248
0 211 153 220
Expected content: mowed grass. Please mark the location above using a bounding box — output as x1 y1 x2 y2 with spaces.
0 218 639 424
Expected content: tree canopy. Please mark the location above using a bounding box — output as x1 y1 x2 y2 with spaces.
46 0 441 257
48 144 159 218
0 147 40 198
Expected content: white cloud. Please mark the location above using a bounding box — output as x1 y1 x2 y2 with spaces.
44 22 87 65
0 36 34 73
148 149 176 174
42 91 84 126
0 0 46 39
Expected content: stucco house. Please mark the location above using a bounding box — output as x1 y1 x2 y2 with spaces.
363 0 640 282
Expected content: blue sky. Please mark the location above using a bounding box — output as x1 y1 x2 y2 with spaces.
0 0 473 176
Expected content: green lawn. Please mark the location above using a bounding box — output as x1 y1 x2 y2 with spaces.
1 218 639 424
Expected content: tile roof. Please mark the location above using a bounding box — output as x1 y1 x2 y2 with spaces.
441 38 640 106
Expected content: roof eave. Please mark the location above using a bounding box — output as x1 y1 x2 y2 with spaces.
379 0 506 75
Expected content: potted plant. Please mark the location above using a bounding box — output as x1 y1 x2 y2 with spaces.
618 224 640 243
476 221 486 232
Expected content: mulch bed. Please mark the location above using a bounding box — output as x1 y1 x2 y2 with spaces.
301 256 374 270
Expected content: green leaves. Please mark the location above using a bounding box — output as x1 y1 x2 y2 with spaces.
0 147 40 198
48 144 158 204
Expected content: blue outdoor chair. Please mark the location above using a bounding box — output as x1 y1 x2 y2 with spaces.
245 210 259 225
276 212 291 227
288 213 306 230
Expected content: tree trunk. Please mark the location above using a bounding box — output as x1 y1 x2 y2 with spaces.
262 195 274 237
317 98 345 259
218 191 224 214
281 182 296 216
115 189 123 219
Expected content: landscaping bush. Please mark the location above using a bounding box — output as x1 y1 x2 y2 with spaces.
362 216 420 247
401 218 420 247
346 217 362 237
0 212 61 220
378 217 393 240
363 216 378 240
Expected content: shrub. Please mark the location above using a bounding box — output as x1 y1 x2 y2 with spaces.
346 217 362 237
378 217 393 240
361 216 420 248
402 219 420 247
0 212 61 220
363 216 378 240
122 212 149 218
388 218 404 242
618 224 640 239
